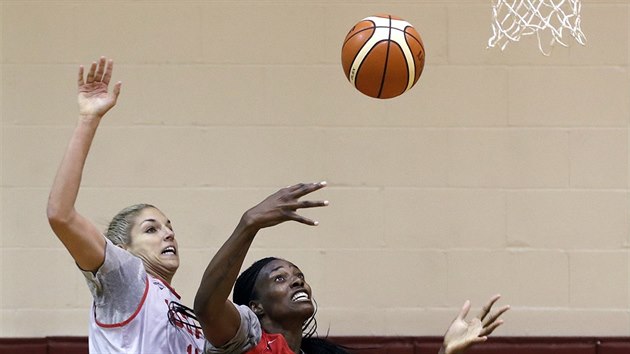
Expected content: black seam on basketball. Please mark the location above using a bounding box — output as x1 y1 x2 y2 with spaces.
377 15 393 98
353 39 389 91
342 20 376 46
404 26 423 45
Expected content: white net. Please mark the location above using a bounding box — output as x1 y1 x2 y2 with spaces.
488 0 586 55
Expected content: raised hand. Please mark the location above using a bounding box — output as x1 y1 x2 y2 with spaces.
77 56 121 118
440 294 510 354
194 181 329 347
242 181 328 230
47 56 123 272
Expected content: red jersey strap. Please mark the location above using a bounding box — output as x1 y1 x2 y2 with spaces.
249 331 295 354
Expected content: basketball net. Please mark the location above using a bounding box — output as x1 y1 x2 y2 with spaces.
488 0 586 56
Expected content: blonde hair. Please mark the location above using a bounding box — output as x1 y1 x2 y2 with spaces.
105 203 156 246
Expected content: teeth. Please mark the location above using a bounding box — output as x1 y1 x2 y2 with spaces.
162 246 176 255
292 292 309 302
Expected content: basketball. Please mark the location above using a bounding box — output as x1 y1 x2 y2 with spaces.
341 14 425 99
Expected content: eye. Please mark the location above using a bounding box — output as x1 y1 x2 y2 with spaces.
274 275 285 282
297 273 305 280
146 226 157 233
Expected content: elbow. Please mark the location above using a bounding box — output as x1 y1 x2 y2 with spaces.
46 202 73 230
193 291 223 326
193 293 206 321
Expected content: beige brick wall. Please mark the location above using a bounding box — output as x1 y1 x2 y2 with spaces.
1 0 629 337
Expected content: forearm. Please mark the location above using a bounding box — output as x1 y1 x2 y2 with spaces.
46 116 108 271
47 116 101 222
50 56 119 222
194 215 263 346
194 182 326 311
194 182 327 342
48 57 120 270
194 215 258 319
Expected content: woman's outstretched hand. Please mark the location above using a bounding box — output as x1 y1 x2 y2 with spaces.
440 294 510 354
242 181 329 230
78 56 121 118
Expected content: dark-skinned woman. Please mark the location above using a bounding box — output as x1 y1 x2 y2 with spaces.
194 182 509 354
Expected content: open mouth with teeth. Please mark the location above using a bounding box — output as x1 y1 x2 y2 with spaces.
161 246 177 256
291 291 310 302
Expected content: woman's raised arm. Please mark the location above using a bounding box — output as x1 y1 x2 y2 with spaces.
194 182 328 347
47 57 122 272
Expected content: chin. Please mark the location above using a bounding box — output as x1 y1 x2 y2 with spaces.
165 260 180 273
297 303 315 318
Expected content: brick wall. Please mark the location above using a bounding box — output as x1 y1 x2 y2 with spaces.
1 0 628 337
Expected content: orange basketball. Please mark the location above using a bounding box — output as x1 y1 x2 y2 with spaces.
341 14 425 99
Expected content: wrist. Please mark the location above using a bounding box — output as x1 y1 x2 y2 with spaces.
440 344 457 354
237 212 261 238
79 113 104 120
78 113 103 126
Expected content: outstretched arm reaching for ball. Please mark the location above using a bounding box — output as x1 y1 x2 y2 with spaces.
194 182 329 348
47 56 122 272
438 294 510 354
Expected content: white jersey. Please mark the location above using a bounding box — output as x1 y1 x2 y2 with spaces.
82 238 205 354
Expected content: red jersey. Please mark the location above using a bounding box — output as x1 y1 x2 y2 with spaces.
203 305 302 354
245 331 296 354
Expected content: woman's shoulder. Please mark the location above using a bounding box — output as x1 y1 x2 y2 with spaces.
82 238 146 295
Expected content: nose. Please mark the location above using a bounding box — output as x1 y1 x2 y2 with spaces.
291 275 304 288
164 227 175 241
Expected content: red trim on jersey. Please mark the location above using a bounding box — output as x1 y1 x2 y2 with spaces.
94 276 150 328
151 275 181 299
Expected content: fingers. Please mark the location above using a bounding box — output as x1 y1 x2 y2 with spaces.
480 318 505 336
275 202 327 227
281 181 328 210
482 304 510 330
77 65 85 88
281 200 329 210
472 336 488 345
483 304 510 324
282 197 329 226
456 299 471 320
81 57 110 85
477 294 501 322
286 212 319 226
101 58 114 85
475 294 509 337
289 181 327 198
272 182 328 226
112 81 122 101
85 61 97 84
94 56 106 82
